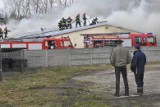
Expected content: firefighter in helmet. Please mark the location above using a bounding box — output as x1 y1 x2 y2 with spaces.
61 17 66 30
3 27 8 38
58 20 63 30
66 16 72 29
83 13 87 26
90 17 98 25
75 14 81 28
0 27 3 39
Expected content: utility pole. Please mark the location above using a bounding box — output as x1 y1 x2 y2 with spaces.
0 42 2 81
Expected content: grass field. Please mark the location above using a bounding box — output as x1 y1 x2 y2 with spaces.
0 65 112 107
2 63 160 107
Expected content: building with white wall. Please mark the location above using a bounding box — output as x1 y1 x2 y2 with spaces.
21 22 140 48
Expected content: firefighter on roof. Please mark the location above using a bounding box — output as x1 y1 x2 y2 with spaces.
66 16 72 29
58 20 62 30
75 14 81 28
61 17 66 30
0 27 3 39
4 27 8 38
90 17 98 25
83 13 87 26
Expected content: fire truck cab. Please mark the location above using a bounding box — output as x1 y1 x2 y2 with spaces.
43 37 74 49
0 37 74 50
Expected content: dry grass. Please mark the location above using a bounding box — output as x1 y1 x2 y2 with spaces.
0 65 111 107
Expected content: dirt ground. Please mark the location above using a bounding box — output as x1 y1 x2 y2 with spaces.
72 64 160 107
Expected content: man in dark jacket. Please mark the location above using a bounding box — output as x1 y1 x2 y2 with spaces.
110 39 131 97
131 44 146 95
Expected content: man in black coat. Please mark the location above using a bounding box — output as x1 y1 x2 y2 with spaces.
131 44 146 95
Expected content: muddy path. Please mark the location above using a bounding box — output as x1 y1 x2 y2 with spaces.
72 64 160 107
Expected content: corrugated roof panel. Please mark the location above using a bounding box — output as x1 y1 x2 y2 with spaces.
19 22 108 39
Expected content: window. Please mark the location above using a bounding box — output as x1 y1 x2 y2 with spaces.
134 36 141 44
141 37 147 45
104 40 109 46
148 36 154 44
60 41 63 47
94 41 103 48
64 41 72 47
108 40 115 46
48 41 56 49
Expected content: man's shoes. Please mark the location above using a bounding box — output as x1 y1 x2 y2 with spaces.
124 93 129 96
137 92 143 96
114 94 120 97
137 87 143 96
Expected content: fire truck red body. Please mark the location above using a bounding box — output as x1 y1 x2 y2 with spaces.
82 33 157 48
129 33 157 46
0 37 74 50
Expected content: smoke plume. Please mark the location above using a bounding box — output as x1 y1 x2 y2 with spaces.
5 0 160 44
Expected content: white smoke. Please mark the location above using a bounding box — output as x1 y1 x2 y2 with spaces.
7 12 62 38
107 0 160 43
5 0 160 44
6 0 132 38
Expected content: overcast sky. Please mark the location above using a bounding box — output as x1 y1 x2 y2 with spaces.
0 0 4 9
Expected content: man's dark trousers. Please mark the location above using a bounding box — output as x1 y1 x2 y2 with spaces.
115 66 129 95
134 72 144 93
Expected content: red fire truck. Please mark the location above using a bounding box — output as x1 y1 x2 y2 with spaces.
129 33 157 46
0 37 74 50
82 32 157 48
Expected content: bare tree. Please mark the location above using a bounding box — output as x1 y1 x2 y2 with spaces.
32 0 41 14
55 0 74 8
3 0 75 19
40 0 50 14
4 0 26 19
49 0 55 9
22 0 31 17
